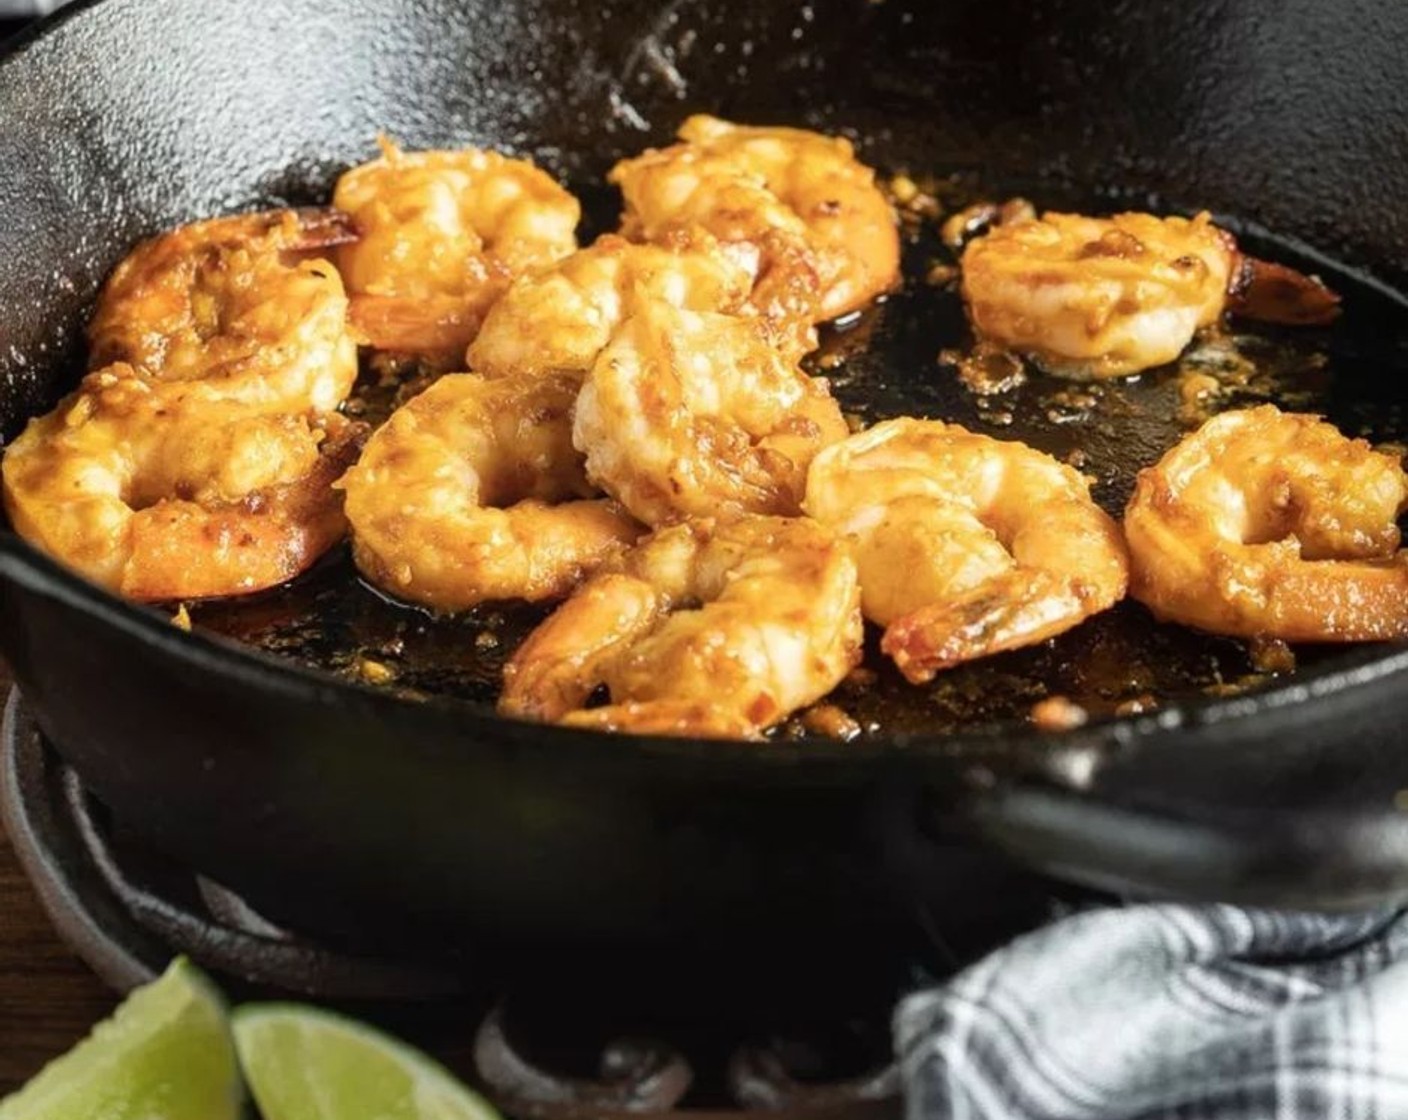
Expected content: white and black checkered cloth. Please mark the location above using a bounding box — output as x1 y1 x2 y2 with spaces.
897 904 1408 1119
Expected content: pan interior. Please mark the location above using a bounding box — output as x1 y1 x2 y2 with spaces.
181 161 1408 739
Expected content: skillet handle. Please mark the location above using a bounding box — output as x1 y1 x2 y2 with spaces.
915 735 1408 914
866 755 1106 961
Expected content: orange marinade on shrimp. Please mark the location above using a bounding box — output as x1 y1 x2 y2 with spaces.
805 417 1129 683
339 371 641 612
87 207 360 412
333 139 580 364
2 369 363 602
499 515 863 738
572 299 847 526
5 207 368 601
960 210 1340 379
610 115 901 328
467 232 762 378
469 232 848 526
1124 405 1408 641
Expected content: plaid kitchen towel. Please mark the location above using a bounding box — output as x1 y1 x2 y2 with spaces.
896 904 1408 1119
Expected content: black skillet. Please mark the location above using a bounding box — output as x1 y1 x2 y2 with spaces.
1 0 1407 982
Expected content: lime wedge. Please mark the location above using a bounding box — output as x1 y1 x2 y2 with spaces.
0 956 240 1120
233 1003 500 1120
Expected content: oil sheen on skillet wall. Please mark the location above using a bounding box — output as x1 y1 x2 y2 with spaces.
0 0 1405 437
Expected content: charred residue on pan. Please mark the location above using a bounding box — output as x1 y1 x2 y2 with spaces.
186 171 1408 740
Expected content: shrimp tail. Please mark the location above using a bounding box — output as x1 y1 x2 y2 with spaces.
348 294 483 360
288 414 369 513
560 700 764 740
881 571 1089 684
1226 254 1341 326
288 206 361 251
499 573 664 722
748 229 824 355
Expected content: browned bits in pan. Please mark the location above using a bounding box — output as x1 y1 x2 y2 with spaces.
800 704 864 740
1030 695 1089 732
1248 637 1296 675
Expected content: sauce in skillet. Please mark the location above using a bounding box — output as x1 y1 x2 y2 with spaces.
187 172 1408 739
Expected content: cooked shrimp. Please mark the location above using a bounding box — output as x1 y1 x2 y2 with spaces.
573 300 848 525
559 701 760 740
499 515 863 738
467 232 761 378
87 208 359 412
805 418 1128 683
339 372 641 612
960 210 1339 379
1124 405 1408 641
610 114 901 324
470 233 844 525
1 367 362 601
1225 256 1344 326
333 139 580 363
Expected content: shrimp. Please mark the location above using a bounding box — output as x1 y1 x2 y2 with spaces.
572 300 848 525
339 372 641 612
468 232 844 525
466 232 764 378
499 515 863 738
609 115 901 324
804 418 1129 683
960 210 1340 379
559 701 760 740
87 208 360 413
1124 405 1408 641
1 367 363 601
333 139 580 364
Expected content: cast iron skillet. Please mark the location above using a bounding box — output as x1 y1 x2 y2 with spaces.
1 0 1407 978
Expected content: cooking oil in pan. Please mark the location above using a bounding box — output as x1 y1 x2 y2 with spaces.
189 175 1408 739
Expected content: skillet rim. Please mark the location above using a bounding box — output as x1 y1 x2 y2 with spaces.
0 0 107 60
3 0 1408 772
4 527 1408 771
